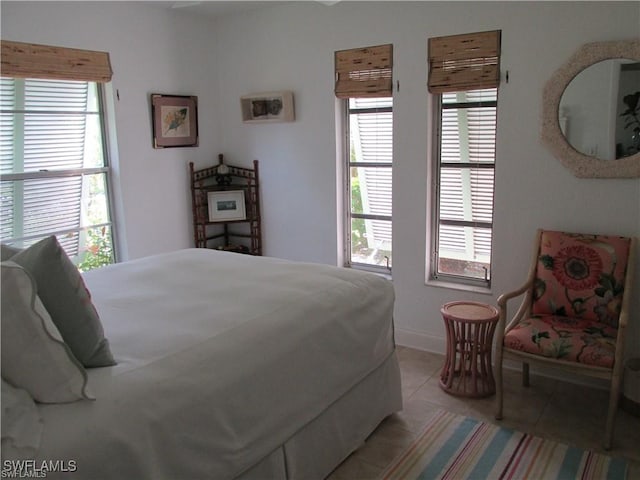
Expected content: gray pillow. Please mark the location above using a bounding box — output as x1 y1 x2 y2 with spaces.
1 261 94 403
1 244 22 261
11 236 116 368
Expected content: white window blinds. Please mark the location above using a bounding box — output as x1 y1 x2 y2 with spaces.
435 88 498 282
350 98 393 250
0 77 110 259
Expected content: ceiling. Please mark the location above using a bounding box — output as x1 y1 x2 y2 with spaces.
151 1 296 19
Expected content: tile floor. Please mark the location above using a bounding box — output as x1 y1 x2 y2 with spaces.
328 346 640 479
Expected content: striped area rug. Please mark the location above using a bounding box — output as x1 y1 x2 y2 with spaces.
380 410 628 480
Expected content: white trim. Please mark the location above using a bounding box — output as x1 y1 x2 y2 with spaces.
426 278 492 294
394 327 446 355
0 167 109 181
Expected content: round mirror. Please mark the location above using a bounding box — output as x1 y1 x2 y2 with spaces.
541 39 640 178
559 59 640 161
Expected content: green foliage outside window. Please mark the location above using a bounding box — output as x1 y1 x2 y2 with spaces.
77 227 113 272
351 176 367 252
76 173 114 272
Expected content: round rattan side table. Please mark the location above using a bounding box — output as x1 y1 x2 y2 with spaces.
439 301 499 398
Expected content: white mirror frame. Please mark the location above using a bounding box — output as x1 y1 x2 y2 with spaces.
541 39 640 178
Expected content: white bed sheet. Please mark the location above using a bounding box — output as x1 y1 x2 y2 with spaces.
34 249 397 479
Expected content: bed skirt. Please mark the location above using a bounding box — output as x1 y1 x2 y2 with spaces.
236 350 402 480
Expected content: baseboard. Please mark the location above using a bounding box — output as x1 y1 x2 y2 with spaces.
394 327 446 355
394 327 610 391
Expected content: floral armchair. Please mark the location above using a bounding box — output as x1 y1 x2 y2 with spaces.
494 229 636 450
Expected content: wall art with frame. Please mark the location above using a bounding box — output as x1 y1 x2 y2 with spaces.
151 94 198 148
240 91 295 123
207 190 246 222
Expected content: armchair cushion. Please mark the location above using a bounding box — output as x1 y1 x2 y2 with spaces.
503 315 617 368
532 231 631 327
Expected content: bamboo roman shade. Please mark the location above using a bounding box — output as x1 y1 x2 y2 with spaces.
428 30 501 93
335 44 393 98
1 40 112 82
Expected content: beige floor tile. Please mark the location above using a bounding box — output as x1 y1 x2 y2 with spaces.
486 369 557 430
326 453 383 480
627 461 640 479
391 399 442 434
397 348 443 399
500 366 559 396
534 404 605 450
350 421 417 469
329 347 640 479
409 376 477 416
549 381 611 415
613 409 640 462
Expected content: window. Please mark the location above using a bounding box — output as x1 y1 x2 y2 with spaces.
432 88 497 284
346 97 393 271
428 30 501 286
335 43 393 274
0 77 115 270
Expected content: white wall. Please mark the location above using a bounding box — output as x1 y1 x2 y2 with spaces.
208 1 640 358
3 1 639 360
2 1 221 261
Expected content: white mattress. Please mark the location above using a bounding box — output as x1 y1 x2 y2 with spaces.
34 249 397 479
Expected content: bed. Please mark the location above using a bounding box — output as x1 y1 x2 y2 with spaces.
3 247 402 479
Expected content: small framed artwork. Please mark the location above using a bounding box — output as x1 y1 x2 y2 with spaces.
240 91 295 123
151 94 198 148
208 190 246 222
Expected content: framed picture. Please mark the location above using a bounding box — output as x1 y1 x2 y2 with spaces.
207 190 246 222
240 91 295 123
151 94 198 148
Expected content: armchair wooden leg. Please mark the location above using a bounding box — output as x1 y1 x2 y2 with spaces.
604 372 623 450
604 393 617 450
495 348 504 421
522 362 530 387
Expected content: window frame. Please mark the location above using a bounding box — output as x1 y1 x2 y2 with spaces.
343 97 393 275
429 89 498 288
0 77 118 266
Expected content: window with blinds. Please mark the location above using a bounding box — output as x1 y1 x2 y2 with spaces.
429 30 500 286
0 77 115 270
347 97 393 272
336 43 393 273
434 88 497 282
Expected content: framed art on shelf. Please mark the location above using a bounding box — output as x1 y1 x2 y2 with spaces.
240 91 295 123
151 94 198 148
208 190 246 222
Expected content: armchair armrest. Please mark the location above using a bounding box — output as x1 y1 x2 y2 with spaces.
496 229 543 335
497 281 532 309
496 279 534 334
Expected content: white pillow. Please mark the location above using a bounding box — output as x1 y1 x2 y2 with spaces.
1 379 43 461
0 261 94 403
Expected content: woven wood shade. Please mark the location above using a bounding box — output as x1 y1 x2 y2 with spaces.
335 44 392 98
1 40 112 82
428 30 501 93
